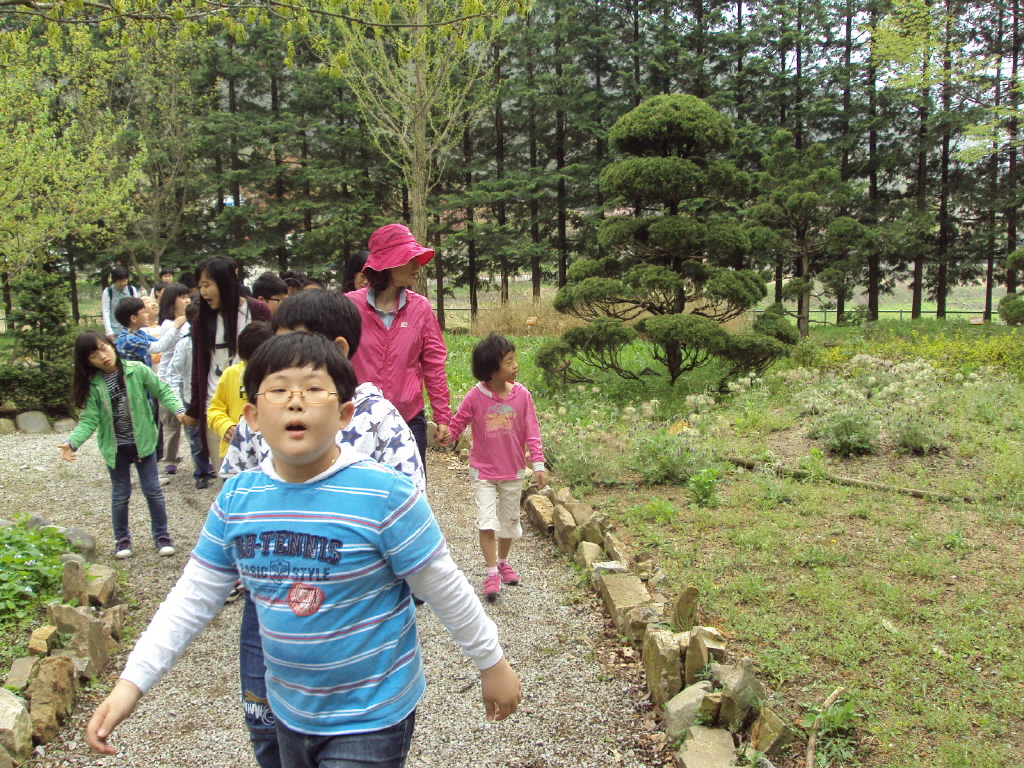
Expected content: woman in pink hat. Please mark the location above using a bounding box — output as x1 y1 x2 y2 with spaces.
345 224 452 467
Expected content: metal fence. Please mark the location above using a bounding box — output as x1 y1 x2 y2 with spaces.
752 308 999 325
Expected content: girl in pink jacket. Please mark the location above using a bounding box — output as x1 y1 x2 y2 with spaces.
346 224 452 467
441 333 547 602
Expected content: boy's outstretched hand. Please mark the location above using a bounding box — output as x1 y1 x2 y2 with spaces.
86 679 144 754
480 656 521 721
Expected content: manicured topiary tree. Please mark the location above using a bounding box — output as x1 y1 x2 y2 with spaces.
536 94 795 386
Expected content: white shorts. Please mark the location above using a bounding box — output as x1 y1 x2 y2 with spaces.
473 478 523 539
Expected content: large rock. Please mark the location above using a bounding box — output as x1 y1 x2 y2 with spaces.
552 504 580 555
52 418 78 433
102 604 128 642
564 501 595 527
15 411 50 434
674 585 699 630
0 744 13 768
597 573 651 640
48 604 109 680
524 495 554 535
0 689 32 764
28 626 58 657
26 656 77 744
3 657 39 695
0 419 14 435
719 657 767 731
693 626 727 663
579 513 607 547
64 527 98 564
62 560 89 608
603 532 633 567
674 725 738 768
664 681 713 741
0 519 13 529
699 692 722 726
554 487 575 506
87 564 120 608
685 632 710 687
625 602 667 647
750 707 795 757
25 514 51 531
573 541 605 570
643 629 684 707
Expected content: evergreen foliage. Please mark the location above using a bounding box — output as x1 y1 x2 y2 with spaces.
537 95 792 387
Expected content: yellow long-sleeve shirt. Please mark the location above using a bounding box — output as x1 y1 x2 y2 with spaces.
207 361 247 458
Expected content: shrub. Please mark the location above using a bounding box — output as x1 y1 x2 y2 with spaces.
998 293 1024 326
809 407 878 456
687 467 720 507
7 268 75 362
628 428 713 485
891 411 944 455
0 360 73 416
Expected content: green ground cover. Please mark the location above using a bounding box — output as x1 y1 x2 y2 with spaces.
448 320 1024 768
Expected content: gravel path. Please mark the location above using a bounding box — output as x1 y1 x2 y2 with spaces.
1 432 664 768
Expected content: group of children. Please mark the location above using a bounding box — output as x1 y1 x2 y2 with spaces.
65 248 547 768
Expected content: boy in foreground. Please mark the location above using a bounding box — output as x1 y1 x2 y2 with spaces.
87 332 521 765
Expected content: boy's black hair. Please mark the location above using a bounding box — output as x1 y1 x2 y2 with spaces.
243 332 356 406
153 284 165 297
111 265 129 282
71 330 123 408
237 321 274 362
252 271 288 301
185 295 200 323
271 289 362 360
114 296 146 328
179 273 196 289
472 332 516 382
160 267 175 277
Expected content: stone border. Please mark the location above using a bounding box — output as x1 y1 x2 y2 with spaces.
0 519 124 767
520 484 797 767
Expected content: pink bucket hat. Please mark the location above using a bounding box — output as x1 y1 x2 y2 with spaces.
365 224 435 271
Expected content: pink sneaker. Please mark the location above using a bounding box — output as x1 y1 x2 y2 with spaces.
482 572 501 602
497 561 520 585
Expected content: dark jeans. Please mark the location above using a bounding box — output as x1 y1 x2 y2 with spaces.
189 423 214 480
275 711 415 768
406 411 427 474
241 593 281 768
107 445 168 544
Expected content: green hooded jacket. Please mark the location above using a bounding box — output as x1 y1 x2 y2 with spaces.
67 361 183 468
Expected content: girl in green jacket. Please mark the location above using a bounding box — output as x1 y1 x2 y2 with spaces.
60 331 186 559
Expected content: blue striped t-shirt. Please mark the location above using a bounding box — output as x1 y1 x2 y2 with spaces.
192 453 444 736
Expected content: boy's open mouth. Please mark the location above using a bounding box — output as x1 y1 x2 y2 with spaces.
285 420 306 433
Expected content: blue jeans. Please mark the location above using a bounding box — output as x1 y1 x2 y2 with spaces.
241 593 281 768
188 423 214 479
275 711 415 768
107 445 168 544
406 411 427 474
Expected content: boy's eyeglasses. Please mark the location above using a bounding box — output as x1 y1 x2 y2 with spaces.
255 388 337 405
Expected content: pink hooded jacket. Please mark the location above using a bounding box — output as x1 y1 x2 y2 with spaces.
345 287 452 426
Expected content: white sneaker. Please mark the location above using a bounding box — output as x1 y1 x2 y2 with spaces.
114 541 133 559
156 537 176 557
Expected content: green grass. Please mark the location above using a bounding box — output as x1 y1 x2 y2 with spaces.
441 319 1024 768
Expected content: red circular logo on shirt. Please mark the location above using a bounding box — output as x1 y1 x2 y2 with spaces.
288 582 324 617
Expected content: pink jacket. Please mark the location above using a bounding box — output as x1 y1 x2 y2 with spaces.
448 382 545 482
346 287 452 426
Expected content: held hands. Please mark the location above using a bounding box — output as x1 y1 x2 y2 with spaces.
480 656 521 722
86 679 144 754
59 443 75 462
180 414 198 427
434 424 451 446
